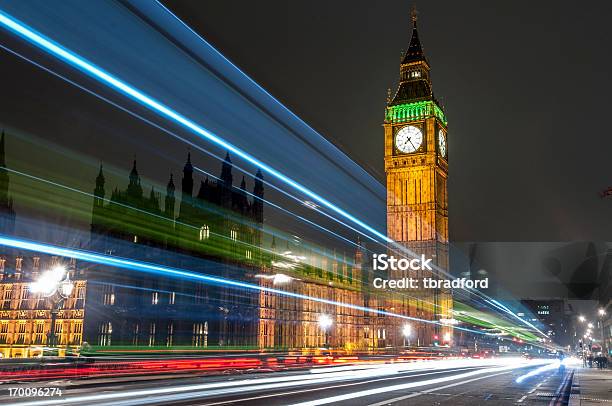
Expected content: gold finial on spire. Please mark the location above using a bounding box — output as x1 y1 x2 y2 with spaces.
411 4 418 25
386 88 392 104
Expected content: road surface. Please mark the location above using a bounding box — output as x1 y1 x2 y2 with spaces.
0 358 580 405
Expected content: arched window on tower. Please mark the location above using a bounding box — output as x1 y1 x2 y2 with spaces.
230 226 238 242
199 225 210 241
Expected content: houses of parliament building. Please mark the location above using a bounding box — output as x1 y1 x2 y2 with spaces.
0 12 451 357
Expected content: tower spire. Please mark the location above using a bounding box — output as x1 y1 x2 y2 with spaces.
402 7 426 65
389 8 433 106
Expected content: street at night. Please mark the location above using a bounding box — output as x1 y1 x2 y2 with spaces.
0 357 599 405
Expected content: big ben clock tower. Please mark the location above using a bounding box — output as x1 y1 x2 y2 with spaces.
384 10 452 347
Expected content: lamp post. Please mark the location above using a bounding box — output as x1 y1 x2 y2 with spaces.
318 314 333 349
402 324 412 348
598 308 607 355
30 265 74 356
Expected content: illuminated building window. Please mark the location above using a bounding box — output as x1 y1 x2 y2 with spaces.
103 285 115 306
169 291 175 305
132 324 140 346
148 323 156 346
16 322 26 344
193 322 208 347
167 323 174 347
2 289 12 309
152 291 159 305
133 235 138 243
199 225 210 240
98 321 112 346
411 71 421 78
33 322 44 344
246 250 252 260
0 322 7 344
75 286 85 308
230 228 238 242
19 289 30 310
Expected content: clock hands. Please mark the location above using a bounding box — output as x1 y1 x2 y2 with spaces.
408 138 417 151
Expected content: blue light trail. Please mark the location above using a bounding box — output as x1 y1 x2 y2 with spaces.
0 9 391 244
0 42 371 254
0 8 550 339
0 234 494 336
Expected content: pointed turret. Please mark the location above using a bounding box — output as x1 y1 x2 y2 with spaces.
91 166 106 234
129 159 139 184
389 7 434 106
165 173 175 218
252 169 264 224
93 164 105 207
401 9 426 65
179 152 195 220
127 159 143 199
220 152 233 186
181 152 194 198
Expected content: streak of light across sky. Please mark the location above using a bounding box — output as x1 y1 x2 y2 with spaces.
0 5 554 342
0 9 392 244
0 234 505 337
0 42 548 342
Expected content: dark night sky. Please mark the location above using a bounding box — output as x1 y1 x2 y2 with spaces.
2 0 612 243
160 0 612 242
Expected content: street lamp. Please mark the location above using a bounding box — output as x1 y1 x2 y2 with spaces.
402 324 412 347
318 314 333 348
598 308 608 355
30 265 74 355
587 322 594 329
579 315 586 323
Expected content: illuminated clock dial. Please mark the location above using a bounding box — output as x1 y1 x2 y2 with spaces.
438 129 447 158
395 126 423 153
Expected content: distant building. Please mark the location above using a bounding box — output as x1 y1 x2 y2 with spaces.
0 255 85 358
519 298 576 348
0 143 383 356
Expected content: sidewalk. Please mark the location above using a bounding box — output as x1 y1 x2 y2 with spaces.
571 367 612 405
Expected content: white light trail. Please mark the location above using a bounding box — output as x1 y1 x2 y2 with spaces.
289 359 556 406
3 358 554 406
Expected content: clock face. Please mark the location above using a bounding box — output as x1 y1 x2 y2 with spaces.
438 130 447 158
395 126 423 153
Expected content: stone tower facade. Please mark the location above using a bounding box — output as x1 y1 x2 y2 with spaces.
384 11 453 347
